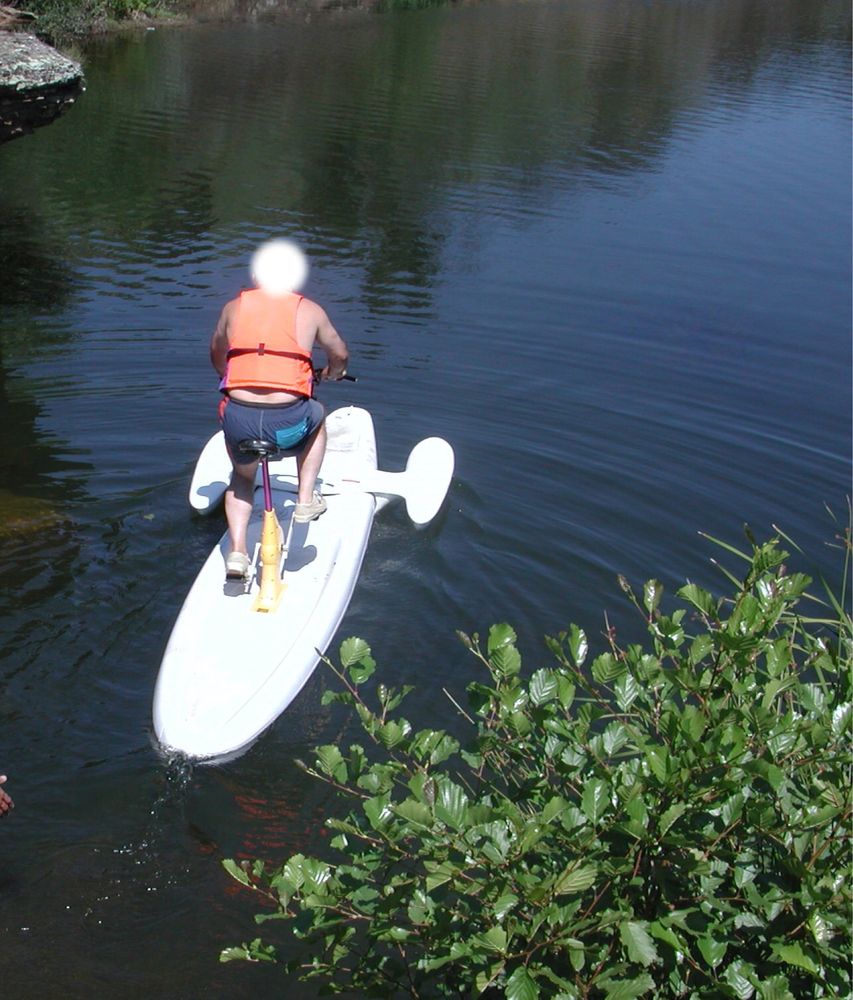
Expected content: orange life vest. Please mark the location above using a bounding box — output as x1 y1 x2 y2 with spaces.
222 289 313 397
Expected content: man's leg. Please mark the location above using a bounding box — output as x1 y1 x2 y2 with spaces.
295 421 326 504
225 458 259 555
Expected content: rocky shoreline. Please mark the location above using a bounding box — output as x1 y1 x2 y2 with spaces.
0 30 84 142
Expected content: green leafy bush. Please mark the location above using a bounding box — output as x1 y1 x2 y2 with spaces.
19 0 178 41
222 528 852 998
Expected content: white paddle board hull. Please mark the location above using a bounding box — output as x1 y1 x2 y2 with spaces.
154 406 387 760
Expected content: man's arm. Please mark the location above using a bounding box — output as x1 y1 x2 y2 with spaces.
210 299 237 377
312 304 349 381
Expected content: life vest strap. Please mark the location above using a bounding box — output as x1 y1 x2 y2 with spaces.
226 346 310 362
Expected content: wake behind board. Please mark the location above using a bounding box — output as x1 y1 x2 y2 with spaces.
154 406 392 761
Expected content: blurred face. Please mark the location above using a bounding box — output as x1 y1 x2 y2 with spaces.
250 239 309 296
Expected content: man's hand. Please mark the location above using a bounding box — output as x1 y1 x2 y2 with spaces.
317 365 348 382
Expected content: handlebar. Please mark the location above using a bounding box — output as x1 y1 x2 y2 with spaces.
314 368 357 383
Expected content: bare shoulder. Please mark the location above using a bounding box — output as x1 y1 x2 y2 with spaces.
221 296 241 323
297 296 328 328
213 297 240 338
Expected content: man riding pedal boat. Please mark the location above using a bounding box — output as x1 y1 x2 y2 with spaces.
209 240 349 580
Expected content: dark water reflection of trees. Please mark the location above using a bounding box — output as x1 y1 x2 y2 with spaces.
5 0 849 300
0 202 87 500
0 0 848 496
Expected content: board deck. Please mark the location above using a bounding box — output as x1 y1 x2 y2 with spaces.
154 406 387 760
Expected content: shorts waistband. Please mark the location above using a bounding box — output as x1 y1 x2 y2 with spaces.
225 396 307 410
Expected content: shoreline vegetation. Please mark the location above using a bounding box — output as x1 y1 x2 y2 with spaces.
0 0 442 45
223 524 852 998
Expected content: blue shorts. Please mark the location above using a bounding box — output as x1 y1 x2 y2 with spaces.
221 397 324 465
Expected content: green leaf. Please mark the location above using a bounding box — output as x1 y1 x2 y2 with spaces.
501 686 528 713
518 819 545 854
488 623 517 654
621 795 649 839
761 676 798 709
557 674 576 709
756 975 795 1000
426 732 460 765
363 794 392 831
689 633 714 665
567 938 585 971
581 778 610 824
723 960 757 999
219 945 251 963
279 854 307 891
475 963 504 995
678 583 717 617
315 744 344 777
351 884 380 908
807 910 831 946
492 893 519 921
378 719 408 749
600 721 629 756
658 802 687 836
681 705 707 743
644 580 663 614
743 758 785 792
601 973 654 999
474 925 508 953
553 864 597 896
418 951 458 973
478 820 512 863
614 673 641 712
721 792 745 826
424 860 456 892
301 857 332 893
393 798 433 828
222 858 250 887
340 636 371 668
567 624 589 666
697 936 728 968
541 795 569 825
492 642 522 678
435 779 469 830
831 702 852 737
648 919 684 952
619 920 658 967
539 961 579 988
770 942 819 974
506 965 540 1000
530 668 558 705
645 746 669 782
219 938 278 963
592 652 623 683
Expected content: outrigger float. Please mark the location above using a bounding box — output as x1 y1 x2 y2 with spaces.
153 405 454 761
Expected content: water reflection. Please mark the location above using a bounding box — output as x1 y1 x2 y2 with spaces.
3 0 844 317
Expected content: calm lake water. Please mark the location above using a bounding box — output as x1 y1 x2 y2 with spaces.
0 0 850 994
